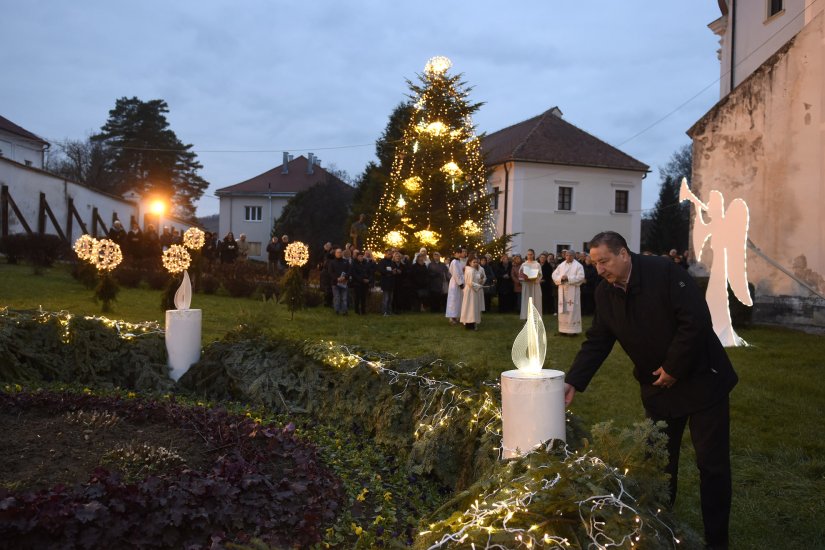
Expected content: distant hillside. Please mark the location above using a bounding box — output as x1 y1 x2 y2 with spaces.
197 214 219 234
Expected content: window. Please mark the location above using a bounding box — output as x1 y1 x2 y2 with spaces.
557 186 573 211
768 0 783 17
244 206 262 222
614 190 629 213
248 242 262 257
556 244 572 255
492 186 500 210
24 160 33 167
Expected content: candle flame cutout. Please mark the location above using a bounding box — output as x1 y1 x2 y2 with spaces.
174 270 192 310
511 297 546 374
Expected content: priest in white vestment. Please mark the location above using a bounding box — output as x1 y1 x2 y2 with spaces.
445 248 467 324
552 250 585 334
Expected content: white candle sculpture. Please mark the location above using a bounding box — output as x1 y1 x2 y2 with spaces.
501 297 566 459
165 270 201 381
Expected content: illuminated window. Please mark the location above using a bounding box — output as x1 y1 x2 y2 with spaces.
614 190 629 213
244 206 262 222
558 187 573 211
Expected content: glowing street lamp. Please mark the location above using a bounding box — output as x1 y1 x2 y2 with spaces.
149 198 167 234
150 199 166 216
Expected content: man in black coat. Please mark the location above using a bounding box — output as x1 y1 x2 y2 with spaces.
351 250 373 315
326 247 351 315
564 231 736 550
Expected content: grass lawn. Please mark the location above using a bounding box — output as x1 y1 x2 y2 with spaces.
1 261 824 548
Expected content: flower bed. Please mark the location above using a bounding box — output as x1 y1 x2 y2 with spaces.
0 388 343 549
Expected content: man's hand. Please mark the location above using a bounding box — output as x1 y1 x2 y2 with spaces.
564 383 576 406
652 367 677 388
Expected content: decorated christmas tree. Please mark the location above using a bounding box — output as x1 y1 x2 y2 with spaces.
368 56 501 254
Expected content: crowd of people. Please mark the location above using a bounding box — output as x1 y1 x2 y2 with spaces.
312 243 621 332
106 222 262 268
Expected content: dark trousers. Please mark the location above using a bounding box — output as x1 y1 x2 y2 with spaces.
429 291 446 313
647 395 731 547
354 285 369 314
497 291 515 313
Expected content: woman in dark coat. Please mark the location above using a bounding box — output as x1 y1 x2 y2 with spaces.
219 232 238 264
410 254 430 312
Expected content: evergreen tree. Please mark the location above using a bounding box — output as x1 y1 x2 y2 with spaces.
367 57 499 254
92 97 209 221
274 177 354 258
347 102 414 242
642 145 692 254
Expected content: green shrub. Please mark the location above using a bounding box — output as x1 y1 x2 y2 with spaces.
0 233 67 268
222 276 256 298
145 269 170 290
197 273 220 294
114 267 143 288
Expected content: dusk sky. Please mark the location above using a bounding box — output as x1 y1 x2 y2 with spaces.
1 1 724 216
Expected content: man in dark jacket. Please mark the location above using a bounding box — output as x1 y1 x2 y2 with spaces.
494 254 515 313
351 250 373 315
564 231 736 550
376 250 400 316
326 248 351 315
427 252 449 313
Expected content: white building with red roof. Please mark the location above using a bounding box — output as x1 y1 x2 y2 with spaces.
215 153 352 259
482 107 649 254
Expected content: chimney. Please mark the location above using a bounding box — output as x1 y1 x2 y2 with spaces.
549 106 563 118
307 153 314 175
282 152 289 174
314 156 321 167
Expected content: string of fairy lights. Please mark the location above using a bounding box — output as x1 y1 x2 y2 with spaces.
2 307 164 343
368 56 496 253
308 340 682 550
422 448 681 549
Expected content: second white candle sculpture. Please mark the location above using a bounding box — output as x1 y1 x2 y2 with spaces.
165 270 202 381
501 297 566 458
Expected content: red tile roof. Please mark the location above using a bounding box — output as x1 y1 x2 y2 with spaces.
482 108 649 173
215 155 352 195
0 114 49 145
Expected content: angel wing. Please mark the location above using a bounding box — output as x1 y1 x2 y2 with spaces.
692 207 713 263
720 198 753 306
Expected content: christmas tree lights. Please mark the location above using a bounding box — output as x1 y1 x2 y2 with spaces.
368 56 501 254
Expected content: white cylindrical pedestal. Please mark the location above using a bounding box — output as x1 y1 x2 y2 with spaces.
501 369 566 459
165 309 202 381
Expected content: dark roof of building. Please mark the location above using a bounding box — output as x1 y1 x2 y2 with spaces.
0 114 49 145
482 107 649 173
216 155 352 195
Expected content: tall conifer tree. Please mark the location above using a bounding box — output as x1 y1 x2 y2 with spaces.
368 57 499 253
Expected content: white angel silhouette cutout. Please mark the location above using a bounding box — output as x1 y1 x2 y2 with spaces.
680 178 752 346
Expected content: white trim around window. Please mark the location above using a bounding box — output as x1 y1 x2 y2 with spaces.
244 205 263 222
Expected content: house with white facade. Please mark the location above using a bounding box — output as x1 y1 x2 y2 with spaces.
688 0 825 329
215 153 351 260
0 114 49 169
482 107 649 255
0 114 195 243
